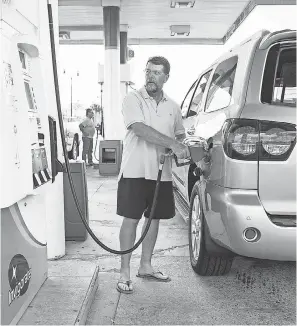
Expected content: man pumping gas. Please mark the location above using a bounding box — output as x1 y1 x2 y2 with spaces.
116 56 190 294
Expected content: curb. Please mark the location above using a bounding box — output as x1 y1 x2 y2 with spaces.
74 265 100 325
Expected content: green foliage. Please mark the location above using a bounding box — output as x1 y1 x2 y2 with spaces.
90 103 102 113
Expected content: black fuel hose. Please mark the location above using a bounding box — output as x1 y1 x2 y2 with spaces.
48 3 165 255
94 128 100 162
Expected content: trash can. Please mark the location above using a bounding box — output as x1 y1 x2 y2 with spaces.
63 161 89 241
98 140 123 176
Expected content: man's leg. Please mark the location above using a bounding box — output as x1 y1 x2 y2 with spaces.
117 177 146 292
82 137 90 163
119 217 140 290
138 218 160 274
137 180 174 280
88 138 93 164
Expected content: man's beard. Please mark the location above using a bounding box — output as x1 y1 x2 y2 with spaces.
145 81 158 95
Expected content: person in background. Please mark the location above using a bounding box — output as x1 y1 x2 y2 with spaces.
79 108 95 166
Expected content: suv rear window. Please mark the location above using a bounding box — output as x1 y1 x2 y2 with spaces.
205 56 238 113
261 45 296 107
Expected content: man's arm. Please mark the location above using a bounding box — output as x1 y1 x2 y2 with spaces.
131 123 174 148
79 122 84 132
176 133 186 142
130 122 188 158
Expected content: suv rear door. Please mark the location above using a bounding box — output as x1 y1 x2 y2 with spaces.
257 40 296 216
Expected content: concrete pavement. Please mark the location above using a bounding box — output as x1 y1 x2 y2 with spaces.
84 168 296 325
18 260 98 325
19 166 296 325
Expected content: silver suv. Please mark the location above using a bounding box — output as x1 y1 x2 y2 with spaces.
172 29 296 276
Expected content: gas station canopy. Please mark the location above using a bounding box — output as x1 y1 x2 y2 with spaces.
58 0 294 45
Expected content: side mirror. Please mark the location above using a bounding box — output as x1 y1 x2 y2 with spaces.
188 110 197 117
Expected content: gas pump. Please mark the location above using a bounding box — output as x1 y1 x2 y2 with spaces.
0 2 62 324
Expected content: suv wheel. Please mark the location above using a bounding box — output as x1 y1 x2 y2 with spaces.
189 182 233 276
69 138 78 160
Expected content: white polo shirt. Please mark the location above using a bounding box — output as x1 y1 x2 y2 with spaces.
119 87 185 181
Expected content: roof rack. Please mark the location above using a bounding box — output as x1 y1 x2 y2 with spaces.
259 29 296 49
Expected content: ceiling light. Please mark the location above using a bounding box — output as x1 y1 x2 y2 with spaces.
170 1 195 8
170 25 190 36
59 31 70 40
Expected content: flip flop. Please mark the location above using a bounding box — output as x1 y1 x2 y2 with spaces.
136 271 171 282
116 280 133 294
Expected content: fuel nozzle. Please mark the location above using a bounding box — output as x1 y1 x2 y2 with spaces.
185 137 212 164
161 137 213 167
172 136 213 167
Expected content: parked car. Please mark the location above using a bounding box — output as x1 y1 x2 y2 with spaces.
63 116 81 160
173 29 296 276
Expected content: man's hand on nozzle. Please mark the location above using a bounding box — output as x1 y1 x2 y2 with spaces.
170 141 190 159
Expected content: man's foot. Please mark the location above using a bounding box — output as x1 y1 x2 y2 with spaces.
116 280 133 294
136 271 171 282
137 266 171 282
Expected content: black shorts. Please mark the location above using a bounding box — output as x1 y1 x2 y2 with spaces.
117 177 175 220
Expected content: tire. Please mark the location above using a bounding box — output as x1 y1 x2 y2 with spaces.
188 181 233 276
68 138 78 160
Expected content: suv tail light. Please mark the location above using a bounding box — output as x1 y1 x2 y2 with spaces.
223 119 296 161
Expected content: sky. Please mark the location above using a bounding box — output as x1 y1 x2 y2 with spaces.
58 5 296 114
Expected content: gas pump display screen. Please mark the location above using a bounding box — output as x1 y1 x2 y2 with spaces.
24 81 35 112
